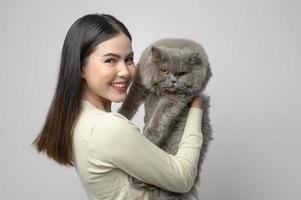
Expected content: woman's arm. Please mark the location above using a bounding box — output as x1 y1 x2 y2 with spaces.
88 105 203 193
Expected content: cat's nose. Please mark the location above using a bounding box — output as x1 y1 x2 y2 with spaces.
171 80 177 84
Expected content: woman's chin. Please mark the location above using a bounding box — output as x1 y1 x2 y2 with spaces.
110 94 127 103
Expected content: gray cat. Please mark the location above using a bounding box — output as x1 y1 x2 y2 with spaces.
118 38 213 200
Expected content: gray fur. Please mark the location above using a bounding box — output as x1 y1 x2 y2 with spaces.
118 38 213 200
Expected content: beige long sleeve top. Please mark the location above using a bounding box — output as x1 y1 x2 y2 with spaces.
72 100 203 200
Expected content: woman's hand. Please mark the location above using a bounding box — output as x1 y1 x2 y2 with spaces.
191 96 202 109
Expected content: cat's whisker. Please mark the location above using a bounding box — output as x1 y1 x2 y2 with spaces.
150 84 160 93
173 83 192 95
150 82 170 95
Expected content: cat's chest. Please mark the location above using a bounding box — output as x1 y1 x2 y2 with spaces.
143 94 160 123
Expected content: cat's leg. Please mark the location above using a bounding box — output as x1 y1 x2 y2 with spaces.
197 94 213 167
144 94 193 146
117 80 146 120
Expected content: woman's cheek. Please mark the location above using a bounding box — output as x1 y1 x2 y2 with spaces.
131 65 137 79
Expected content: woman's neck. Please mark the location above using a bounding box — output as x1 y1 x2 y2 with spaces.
81 87 111 112
83 96 112 112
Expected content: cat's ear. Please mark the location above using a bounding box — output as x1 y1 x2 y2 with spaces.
187 52 203 65
151 46 164 62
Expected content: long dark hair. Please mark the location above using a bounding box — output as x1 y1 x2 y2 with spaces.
32 14 132 166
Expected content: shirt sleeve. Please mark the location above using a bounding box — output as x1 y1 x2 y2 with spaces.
88 107 203 193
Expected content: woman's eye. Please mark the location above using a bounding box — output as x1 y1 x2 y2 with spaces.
160 69 169 74
125 57 134 65
105 58 116 64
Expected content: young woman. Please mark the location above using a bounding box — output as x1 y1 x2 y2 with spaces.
33 13 204 200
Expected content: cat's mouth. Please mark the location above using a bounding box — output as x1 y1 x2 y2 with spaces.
166 87 176 92
150 82 192 96
160 86 192 96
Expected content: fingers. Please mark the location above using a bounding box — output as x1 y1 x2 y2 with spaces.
191 96 202 108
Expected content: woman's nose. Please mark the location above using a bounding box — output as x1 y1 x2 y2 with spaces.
117 62 130 78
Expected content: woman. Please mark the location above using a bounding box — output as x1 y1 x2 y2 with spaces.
33 13 204 200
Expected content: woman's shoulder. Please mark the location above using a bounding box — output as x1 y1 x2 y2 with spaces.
81 110 141 141
79 100 139 131
110 112 140 130
85 111 142 160
93 111 140 134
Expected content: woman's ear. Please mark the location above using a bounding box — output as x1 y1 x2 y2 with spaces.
80 66 86 79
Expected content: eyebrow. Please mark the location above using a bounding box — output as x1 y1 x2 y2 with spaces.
102 52 134 58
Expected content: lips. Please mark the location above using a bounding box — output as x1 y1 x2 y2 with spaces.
111 81 129 92
111 82 128 88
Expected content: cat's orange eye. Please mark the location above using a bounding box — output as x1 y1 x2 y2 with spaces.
160 69 169 74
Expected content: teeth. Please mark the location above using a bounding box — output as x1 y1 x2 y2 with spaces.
112 83 127 88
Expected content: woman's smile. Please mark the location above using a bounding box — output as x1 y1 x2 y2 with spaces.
111 81 130 93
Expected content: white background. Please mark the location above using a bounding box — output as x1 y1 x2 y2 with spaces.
0 0 300 199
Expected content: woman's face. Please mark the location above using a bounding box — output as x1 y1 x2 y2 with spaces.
81 33 136 105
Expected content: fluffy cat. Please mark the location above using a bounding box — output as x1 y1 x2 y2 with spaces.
118 38 213 200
